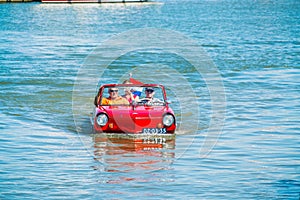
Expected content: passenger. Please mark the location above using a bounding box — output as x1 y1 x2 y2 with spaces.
122 80 131 84
101 87 129 105
122 80 139 103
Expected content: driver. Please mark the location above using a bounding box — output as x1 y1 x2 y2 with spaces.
101 87 129 105
140 87 164 105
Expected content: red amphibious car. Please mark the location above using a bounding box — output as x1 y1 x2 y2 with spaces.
93 84 176 134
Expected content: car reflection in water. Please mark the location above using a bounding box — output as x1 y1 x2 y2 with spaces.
92 133 175 183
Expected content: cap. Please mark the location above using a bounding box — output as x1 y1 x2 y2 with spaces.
145 87 154 92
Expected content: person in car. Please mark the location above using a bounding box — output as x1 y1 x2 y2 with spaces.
101 87 129 105
122 80 140 104
140 87 164 105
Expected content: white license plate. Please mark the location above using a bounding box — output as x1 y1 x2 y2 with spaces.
142 128 166 134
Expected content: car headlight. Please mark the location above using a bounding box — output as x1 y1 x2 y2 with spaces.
96 113 108 126
163 114 174 126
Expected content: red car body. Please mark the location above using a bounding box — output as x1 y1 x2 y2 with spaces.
93 84 176 134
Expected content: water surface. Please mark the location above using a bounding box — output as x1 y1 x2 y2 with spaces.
1 0 299 199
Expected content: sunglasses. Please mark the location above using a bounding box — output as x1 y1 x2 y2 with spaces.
109 89 119 93
146 89 154 93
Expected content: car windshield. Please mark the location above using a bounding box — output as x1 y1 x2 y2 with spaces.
100 86 166 106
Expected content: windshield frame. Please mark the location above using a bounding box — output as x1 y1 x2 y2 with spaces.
97 84 168 106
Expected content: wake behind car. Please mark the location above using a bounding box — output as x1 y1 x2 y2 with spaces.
92 83 176 134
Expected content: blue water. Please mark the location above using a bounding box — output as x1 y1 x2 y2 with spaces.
1 0 300 199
